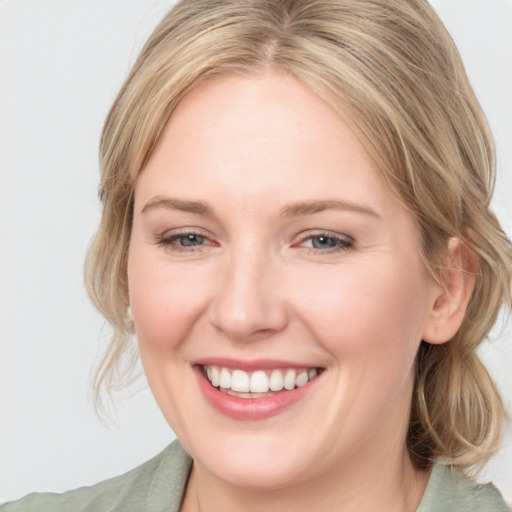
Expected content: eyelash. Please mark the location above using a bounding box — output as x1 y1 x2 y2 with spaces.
154 230 354 254
296 232 354 254
154 229 214 252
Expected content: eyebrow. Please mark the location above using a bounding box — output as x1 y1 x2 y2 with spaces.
140 196 381 219
280 199 381 219
141 196 213 216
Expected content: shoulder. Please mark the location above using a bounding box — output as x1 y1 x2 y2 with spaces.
0 440 192 512
417 463 511 512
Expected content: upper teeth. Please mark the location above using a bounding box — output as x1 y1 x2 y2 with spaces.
204 366 318 393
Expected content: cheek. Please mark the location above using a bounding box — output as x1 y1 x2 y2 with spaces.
127 253 214 353
126 253 216 429
293 261 428 364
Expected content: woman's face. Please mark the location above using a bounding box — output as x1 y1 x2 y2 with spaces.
128 72 440 489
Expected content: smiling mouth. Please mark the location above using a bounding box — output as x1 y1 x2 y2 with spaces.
201 365 323 399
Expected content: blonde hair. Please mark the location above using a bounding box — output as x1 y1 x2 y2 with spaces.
85 0 512 473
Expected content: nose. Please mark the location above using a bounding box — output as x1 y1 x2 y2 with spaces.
208 246 289 342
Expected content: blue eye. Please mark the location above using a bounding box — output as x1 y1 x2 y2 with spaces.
310 235 338 249
301 233 353 252
178 234 206 246
155 231 212 252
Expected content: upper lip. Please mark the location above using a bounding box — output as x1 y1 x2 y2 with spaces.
191 357 321 371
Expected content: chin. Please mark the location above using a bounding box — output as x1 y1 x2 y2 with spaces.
201 444 315 490
179 422 334 491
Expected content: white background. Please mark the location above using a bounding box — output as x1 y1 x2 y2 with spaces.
0 0 511 504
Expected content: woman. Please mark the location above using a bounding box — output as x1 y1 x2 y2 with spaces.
2 0 511 510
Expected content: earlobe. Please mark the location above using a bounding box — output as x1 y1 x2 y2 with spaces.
422 238 477 345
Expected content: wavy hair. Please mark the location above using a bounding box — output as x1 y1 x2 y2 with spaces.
85 0 512 473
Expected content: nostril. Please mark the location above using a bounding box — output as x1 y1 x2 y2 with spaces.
208 296 288 342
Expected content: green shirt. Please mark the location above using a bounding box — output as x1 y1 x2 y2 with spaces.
1 441 510 511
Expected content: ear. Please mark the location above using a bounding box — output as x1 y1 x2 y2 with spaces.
422 238 477 345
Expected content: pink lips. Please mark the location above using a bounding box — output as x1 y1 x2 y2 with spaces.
192 358 321 421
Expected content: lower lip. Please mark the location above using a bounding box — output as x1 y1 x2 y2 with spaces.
193 366 319 421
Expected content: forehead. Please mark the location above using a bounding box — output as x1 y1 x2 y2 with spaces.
135 72 394 212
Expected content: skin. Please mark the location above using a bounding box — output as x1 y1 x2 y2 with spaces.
128 72 473 511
